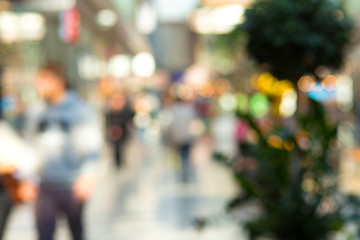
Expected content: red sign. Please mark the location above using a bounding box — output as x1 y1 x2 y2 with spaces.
59 7 80 44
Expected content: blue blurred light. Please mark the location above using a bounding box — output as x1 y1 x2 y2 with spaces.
307 83 336 102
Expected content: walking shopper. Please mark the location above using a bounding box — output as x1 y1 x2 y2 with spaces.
168 97 197 182
105 92 133 168
0 64 37 240
24 61 102 240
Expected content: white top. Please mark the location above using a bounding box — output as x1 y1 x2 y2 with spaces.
168 102 197 145
0 121 38 178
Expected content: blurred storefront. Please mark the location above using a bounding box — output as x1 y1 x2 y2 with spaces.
0 0 151 120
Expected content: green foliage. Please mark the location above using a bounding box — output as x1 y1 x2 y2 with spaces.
216 100 360 239
241 0 353 82
211 1 358 239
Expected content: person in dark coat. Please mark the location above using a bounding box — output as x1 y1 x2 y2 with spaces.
105 92 133 168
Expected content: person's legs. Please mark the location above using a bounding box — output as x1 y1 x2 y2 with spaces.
179 144 192 182
0 188 13 240
114 141 123 168
61 191 84 240
36 189 57 240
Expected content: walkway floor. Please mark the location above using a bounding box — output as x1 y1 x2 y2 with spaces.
4 133 245 240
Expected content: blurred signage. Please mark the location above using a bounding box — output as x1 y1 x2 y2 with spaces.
14 0 75 12
59 7 80 44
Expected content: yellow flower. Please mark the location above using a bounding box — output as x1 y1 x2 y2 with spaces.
267 135 283 149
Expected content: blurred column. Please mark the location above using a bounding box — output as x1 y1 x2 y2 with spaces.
149 0 198 72
149 23 195 72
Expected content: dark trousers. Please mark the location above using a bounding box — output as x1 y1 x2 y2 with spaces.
0 188 13 240
36 188 84 240
179 144 192 182
113 141 125 168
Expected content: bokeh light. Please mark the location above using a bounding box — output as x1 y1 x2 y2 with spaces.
256 72 293 97
236 93 249 113
188 4 245 34
256 72 276 95
214 79 231 95
19 13 46 41
108 55 131 78
336 75 353 112
267 135 283 149
197 82 215 98
249 93 269 118
322 75 338 91
177 84 195 101
298 75 316 92
337 121 355 147
132 52 156 78
136 1 157 34
279 89 297 117
78 55 103 80
96 9 118 29
219 93 237 112
0 12 18 43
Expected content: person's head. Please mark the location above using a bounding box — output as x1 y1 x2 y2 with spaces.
36 61 67 103
109 92 126 111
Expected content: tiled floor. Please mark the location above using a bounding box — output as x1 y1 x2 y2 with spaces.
4 132 245 240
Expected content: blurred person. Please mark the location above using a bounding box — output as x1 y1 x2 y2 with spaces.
13 97 27 133
0 64 37 240
132 92 153 143
24 61 102 240
105 91 133 168
0 118 38 240
195 96 215 132
168 97 198 182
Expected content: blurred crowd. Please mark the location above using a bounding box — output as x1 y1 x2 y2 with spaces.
0 60 239 240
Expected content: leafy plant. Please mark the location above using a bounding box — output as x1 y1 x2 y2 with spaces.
212 0 359 239
241 0 353 83
217 99 343 239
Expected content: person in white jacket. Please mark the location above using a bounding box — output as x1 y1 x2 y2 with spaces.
0 120 38 240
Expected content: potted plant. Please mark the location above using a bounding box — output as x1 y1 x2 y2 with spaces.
213 0 360 239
